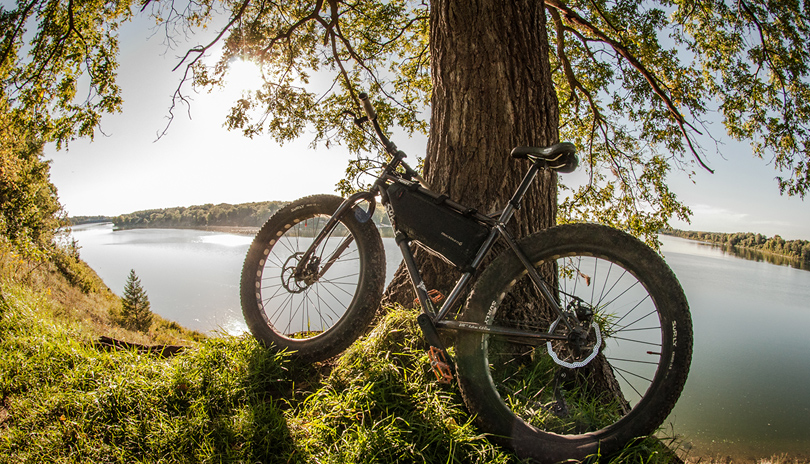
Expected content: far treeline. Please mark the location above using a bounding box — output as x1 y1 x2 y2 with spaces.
109 202 289 230
663 229 810 263
71 201 393 232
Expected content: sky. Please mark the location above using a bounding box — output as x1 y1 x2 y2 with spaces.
42 9 810 241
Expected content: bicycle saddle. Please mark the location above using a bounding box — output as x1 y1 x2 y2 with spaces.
510 142 578 173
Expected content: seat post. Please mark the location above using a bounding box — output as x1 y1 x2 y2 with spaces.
497 162 542 226
509 162 542 209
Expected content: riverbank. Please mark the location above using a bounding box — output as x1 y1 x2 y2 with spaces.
661 229 810 269
6 230 808 464
0 250 678 463
113 223 260 235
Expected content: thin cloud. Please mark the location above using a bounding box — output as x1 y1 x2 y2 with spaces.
691 204 750 223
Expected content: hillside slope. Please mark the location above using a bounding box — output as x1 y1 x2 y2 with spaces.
0 239 685 463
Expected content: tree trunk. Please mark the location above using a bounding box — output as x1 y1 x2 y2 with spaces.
383 0 559 306
379 0 629 420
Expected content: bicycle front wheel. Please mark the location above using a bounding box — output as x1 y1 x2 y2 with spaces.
455 223 692 463
240 195 385 362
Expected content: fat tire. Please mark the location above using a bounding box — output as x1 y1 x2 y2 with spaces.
455 223 692 463
240 194 385 362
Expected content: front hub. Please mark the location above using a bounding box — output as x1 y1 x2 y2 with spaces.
281 253 321 293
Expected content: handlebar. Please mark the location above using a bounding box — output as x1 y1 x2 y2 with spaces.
359 92 377 121
356 91 432 188
357 92 398 156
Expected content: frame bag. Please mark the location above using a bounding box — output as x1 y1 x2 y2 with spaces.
385 180 490 270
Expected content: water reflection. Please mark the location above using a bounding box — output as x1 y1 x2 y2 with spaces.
666 235 810 272
718 243 809 271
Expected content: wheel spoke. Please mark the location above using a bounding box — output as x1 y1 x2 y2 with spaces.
249 210 364 341
455 224 690 462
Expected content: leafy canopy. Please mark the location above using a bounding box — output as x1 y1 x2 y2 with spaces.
0 97 65 253
2 0 809 240
0 0 139 148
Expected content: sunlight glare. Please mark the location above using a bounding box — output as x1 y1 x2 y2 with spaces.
199 234 253 247
226 58 264 92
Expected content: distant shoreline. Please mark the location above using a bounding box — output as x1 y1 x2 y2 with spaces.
71 221 262 236
113 224 261 236
661 229 810 269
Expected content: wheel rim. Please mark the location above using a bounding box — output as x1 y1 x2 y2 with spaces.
484 253 667 436
255 214 362 341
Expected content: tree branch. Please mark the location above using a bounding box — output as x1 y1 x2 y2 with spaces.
549 7 605 127
738 0 789 108
158 0 251 139
545 0 714 173
257 0 325 60
324 0 359 107
0 0 39 69
172 0 252 72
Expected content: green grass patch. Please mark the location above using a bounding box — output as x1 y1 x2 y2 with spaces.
0 294 685 463
290 308 512 463
0 291 510 463
0 288 295 463
0 238 686 463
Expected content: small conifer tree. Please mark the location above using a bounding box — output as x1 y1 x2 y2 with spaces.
120 269 153 332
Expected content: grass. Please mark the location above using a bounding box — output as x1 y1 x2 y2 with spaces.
0 236 203 347
0 285 508 462
1 238 800 463
0 296 292 462
0 287 682 464
290 308 513 463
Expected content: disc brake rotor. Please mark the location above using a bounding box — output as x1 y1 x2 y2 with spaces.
280 252 319 293
546 318 602 369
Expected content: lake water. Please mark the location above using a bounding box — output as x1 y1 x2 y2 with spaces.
70 223 810 459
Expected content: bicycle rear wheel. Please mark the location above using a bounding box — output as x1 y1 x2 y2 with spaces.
455 223 692 463
240 195 385 362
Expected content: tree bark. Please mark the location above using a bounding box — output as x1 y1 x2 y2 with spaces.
383 0 559 306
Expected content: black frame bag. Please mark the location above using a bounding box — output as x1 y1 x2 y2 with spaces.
385 180 490 270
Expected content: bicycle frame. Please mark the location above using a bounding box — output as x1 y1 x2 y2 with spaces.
385 160 573 339
296 94 576 350
298 152 574 348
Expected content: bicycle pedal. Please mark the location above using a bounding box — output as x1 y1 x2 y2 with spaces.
428 346 454 384
413 289 445 308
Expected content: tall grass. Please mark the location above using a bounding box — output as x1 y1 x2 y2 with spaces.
0 238 699 463
289 308 514 463
1 288 693 463
0 290 511 463
0 286 293 463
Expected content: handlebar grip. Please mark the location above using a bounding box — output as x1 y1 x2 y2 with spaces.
358 92 377 120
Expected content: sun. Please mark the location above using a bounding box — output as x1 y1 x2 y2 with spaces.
226 58 264 92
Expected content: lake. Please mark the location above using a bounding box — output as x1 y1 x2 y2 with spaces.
69 223 810 460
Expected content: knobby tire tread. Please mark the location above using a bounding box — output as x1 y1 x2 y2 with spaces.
455 223 692 463
240 195 385 363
